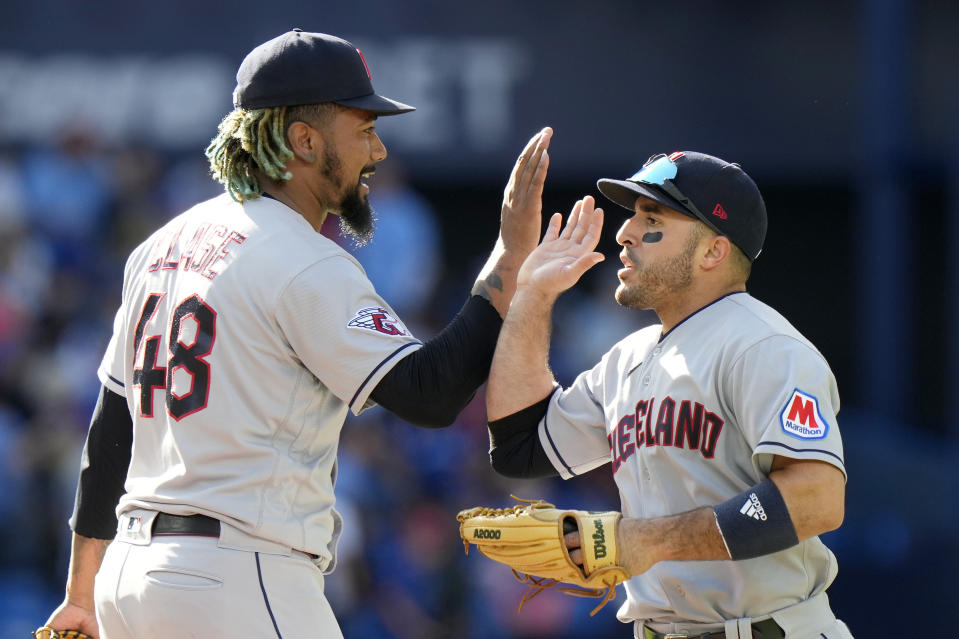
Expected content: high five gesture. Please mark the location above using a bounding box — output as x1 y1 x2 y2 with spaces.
487 195 605 421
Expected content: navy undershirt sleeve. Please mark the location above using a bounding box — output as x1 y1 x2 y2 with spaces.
371 295 502 428
488 392 558 478
72 385 132 539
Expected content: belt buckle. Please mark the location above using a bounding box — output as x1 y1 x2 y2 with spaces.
664 635 689 639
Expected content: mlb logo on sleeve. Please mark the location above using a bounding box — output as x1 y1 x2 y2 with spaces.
779 389 829 439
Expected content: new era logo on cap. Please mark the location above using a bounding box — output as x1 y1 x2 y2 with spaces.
712 203 728 220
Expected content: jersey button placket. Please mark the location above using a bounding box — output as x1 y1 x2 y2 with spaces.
645 345 662 385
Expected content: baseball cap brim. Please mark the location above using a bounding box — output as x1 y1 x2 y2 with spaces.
334 92 415 116
597 178 696 219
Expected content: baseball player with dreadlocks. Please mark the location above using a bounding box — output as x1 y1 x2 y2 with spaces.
39 30 552 638
480 152 854 638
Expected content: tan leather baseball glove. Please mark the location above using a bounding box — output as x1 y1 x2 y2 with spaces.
457 496 629 615
33 628 92 639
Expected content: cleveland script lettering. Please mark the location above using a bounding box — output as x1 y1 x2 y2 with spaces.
607 397 725 472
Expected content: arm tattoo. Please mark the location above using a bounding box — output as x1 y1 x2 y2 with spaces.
471 271 504 302
486 272 504 292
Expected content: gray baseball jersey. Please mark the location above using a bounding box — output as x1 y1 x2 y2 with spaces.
96 193 421 571
538 292 845 624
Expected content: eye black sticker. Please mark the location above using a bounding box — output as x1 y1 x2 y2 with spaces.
642 232 663 243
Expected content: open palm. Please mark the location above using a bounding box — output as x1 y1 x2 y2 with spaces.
518 195 605 296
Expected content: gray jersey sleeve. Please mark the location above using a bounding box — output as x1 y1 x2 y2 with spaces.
725 335 845 478
537 358 612 479
98 248 141 399
98 304 128 397
275 256 422 415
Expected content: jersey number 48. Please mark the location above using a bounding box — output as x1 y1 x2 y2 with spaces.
132 292 216 420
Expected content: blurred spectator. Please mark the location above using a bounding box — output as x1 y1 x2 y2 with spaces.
157 153 222 221
0 146 26 232
19 125 113 269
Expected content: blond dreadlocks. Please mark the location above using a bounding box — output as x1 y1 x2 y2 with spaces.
205 103 340 202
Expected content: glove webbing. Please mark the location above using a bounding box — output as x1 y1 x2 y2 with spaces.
512 569 619 617
457 496 553 556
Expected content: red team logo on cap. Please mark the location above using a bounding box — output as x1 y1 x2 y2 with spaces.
348 307 407 336
779 389 828 439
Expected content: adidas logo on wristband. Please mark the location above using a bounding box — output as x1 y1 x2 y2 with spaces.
739 493 768 521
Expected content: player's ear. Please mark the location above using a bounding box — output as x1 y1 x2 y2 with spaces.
700 234 732 272
286 120 319 163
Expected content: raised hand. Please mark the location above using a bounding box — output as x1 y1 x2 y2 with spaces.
517 195 605 297
499 127 552 255
472 127 553 317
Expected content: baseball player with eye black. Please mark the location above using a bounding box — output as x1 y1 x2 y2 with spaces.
480 152 854 638
38 29 554 639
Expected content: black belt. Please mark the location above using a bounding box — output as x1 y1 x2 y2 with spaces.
153 513 221 537
643 618 784 639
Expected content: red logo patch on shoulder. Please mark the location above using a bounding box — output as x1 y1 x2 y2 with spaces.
779 389 829 439
347 307 408 336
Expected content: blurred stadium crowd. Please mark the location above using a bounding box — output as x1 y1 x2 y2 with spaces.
0 124 646 637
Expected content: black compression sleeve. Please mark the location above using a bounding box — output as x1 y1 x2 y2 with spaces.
371 295 502 428
71 385 132 539
488 391 558 478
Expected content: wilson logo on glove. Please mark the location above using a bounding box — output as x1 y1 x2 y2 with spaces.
457 496 630 616
593 519 607 558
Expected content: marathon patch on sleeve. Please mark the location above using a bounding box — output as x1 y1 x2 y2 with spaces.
779 389 829 439
347 307 409 336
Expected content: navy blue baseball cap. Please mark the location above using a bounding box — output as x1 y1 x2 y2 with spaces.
597 151 767 261
233 29 415 115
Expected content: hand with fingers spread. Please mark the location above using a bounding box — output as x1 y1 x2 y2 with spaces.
517 195 606 297
485 195 605 420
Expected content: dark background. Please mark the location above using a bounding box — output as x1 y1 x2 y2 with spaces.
0 0 956 636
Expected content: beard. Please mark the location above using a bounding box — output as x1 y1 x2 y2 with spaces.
337 186 376 247
321 143 376 247
615 232 698 309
